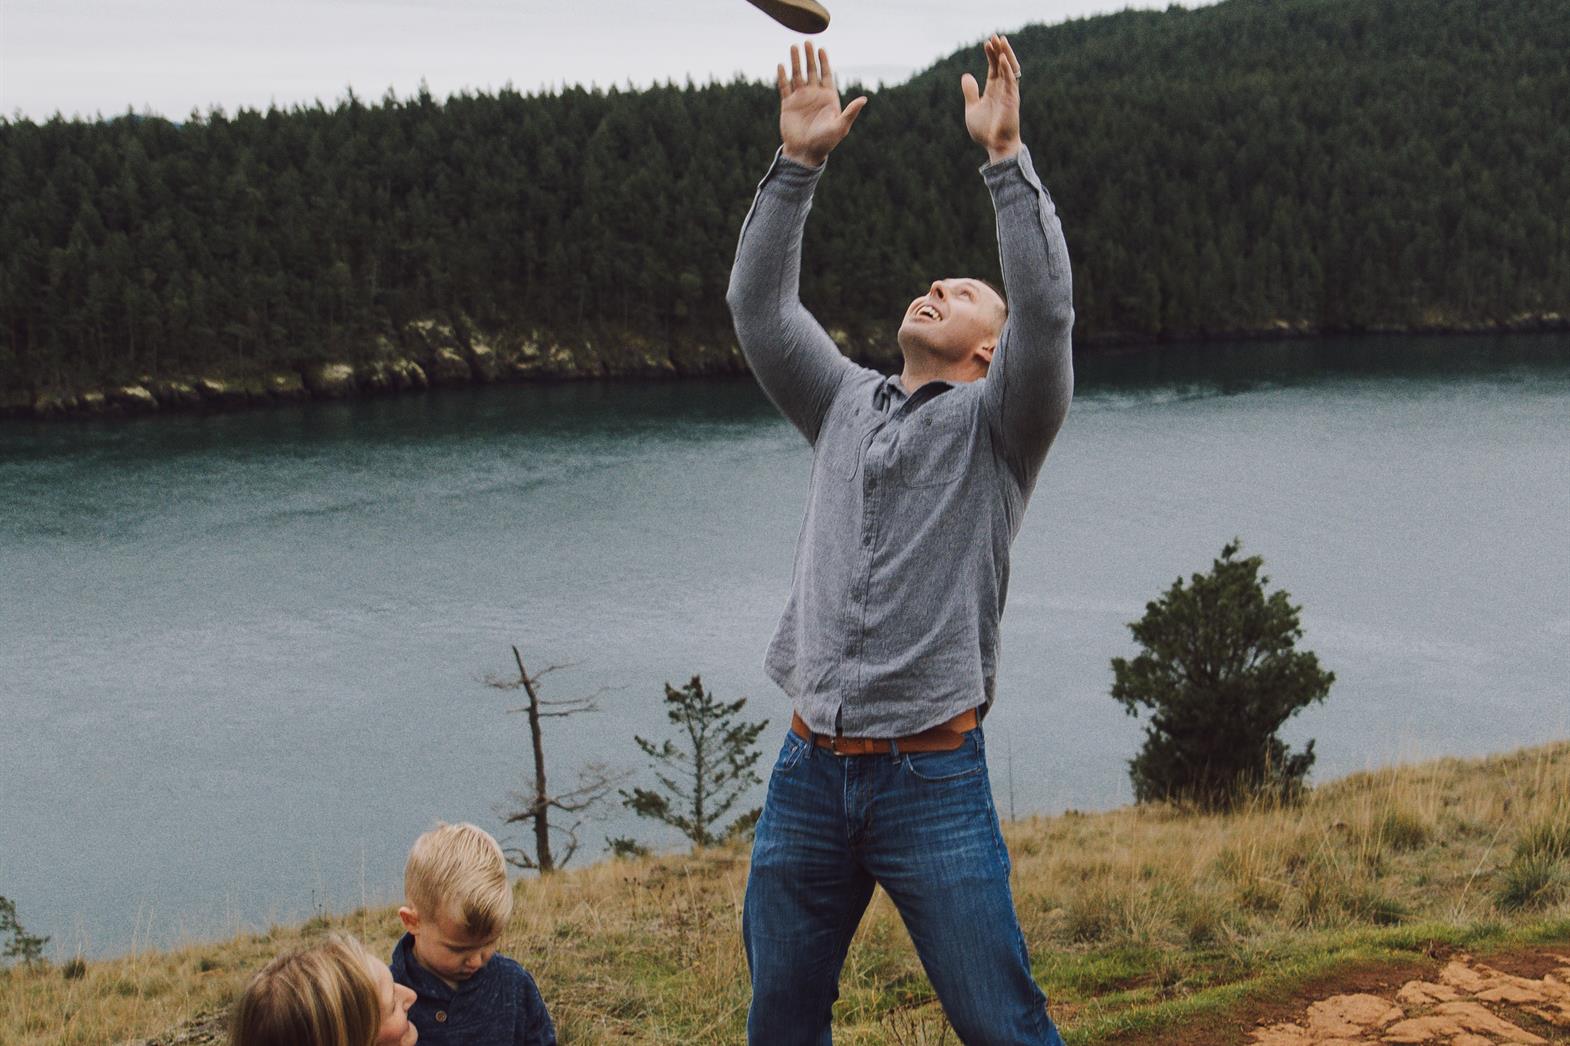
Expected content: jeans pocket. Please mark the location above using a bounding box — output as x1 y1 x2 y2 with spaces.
773 731 809 775
902 738 985 782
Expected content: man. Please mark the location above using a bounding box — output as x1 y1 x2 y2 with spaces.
725 33 1073 1046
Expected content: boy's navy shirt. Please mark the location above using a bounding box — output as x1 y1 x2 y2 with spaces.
390 932 557 1046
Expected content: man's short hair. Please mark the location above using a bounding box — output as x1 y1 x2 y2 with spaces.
404 821 512 936
979 278 1009 324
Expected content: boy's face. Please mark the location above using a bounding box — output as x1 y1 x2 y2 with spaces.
398 904 501 987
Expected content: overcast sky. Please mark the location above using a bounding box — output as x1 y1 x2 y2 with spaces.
2 0 1203 121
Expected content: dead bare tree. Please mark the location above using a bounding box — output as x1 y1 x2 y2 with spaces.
485 646 625 873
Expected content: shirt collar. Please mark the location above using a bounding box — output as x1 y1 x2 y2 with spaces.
875 374 953 414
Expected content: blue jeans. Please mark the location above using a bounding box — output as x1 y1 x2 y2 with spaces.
743 726 1065 1045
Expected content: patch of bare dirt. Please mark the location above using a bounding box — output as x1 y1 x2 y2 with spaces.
1105 946 1570 1046
1247 951 1570 1045
1104 958 1442 1046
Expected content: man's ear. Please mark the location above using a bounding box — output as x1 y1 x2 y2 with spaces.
398 906 421 935
975 341 996 368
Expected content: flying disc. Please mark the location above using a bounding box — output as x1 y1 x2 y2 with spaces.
744 0 830 34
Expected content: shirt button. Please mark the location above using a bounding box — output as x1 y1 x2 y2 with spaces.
435 1011 447 1023
861 535 871 547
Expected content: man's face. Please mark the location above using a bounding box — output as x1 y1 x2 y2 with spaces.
897 277 1007 369
401 905 501 987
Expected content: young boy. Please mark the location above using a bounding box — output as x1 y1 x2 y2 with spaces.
391 822 557 1045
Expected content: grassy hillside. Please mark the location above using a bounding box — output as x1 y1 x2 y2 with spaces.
4 741 1568 1044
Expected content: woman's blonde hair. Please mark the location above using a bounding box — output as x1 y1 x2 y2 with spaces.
231 934 382 1046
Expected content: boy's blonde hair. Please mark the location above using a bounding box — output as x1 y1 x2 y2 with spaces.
231 934 380 1046
404 821 513 936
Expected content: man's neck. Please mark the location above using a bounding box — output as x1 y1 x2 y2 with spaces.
898 356 984 395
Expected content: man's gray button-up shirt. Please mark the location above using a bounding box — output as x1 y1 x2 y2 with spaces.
726 145 1075 738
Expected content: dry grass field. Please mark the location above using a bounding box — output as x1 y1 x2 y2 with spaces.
4 741 1568 1045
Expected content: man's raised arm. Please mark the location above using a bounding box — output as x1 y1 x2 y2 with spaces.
966 35 1075 490
725 44 867 444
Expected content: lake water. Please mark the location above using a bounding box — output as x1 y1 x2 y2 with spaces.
3 334 1569 959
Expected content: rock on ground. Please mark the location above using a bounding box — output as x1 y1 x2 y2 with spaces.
302 362 358 398
1251 952 1570 1045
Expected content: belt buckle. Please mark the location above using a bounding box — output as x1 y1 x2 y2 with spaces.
830 734 845 756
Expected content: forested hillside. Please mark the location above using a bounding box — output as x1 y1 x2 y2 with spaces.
2 0 1566 406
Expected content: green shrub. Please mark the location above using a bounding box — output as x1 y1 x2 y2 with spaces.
1291 874 1341 928
1179 895 1227 947
1515 818 1570 862
1347 888 1410 926
1379 809 1432 852
1494 851 1567 911
1062 888 1120 943
607 836 652 859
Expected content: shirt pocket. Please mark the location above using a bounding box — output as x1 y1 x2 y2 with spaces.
896 408 972 488
819 408 876 482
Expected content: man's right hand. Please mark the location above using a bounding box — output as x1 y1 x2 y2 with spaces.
778 43 867 168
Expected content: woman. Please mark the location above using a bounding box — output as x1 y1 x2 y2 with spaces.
232 934 417 1046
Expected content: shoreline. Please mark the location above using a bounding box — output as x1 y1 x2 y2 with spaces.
3 313 1566 423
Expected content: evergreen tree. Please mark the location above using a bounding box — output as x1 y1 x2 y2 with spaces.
0 896 49 967
1111 540 1334 809
622 676 768 849
0 0 1566 394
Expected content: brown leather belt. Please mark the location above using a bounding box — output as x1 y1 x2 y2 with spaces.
790 708 978 755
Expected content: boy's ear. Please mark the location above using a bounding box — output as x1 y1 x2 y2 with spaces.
398 906 421 934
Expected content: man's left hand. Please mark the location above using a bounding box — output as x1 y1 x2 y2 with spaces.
962 34 1023 164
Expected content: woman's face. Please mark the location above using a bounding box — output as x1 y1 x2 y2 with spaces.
368 959 418 1046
